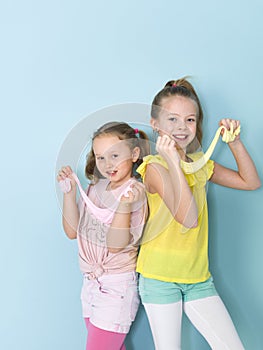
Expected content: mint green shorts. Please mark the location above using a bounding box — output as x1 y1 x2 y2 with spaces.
139 275 218 304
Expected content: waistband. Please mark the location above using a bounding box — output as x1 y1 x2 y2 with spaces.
84 270 137 282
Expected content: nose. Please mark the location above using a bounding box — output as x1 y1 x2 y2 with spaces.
105 156 117 169
105 158 113 168
177 119 187 130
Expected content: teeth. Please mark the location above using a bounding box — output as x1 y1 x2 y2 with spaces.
174 135 187 140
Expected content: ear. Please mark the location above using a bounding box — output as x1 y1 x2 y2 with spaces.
132 147 140 162
150 118 159 131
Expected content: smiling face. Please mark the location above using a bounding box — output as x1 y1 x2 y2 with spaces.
151 95 198 152
93 134 139 189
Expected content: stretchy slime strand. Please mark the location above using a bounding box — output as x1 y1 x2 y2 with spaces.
59 173 134 224
181 123 240 174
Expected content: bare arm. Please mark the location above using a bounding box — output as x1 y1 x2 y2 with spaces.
145 135 198 228
57 166 79 239
62 190 79 239
210 119 261 190
107 182 146 253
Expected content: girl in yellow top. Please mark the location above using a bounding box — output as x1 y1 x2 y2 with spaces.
136 78 261 350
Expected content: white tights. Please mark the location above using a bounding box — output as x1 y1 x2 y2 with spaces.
143 296 245 350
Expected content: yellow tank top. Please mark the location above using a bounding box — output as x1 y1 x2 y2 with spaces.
136 154 214 283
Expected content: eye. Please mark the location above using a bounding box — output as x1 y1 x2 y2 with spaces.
112 154 119 159
168 117 177 122
187 117 196 122
96 156 104 161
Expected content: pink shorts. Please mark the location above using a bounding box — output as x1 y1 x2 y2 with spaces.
81 271 140 333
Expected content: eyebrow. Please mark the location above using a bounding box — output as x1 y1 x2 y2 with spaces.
167 113 197 117
94 149 120 157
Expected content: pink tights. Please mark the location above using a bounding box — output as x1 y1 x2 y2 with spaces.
84 318 126 350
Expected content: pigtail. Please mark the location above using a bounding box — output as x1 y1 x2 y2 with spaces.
136 129 150 161
85 149 101 182
132 128 150 178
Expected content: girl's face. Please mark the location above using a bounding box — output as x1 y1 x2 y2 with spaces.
151 96 198 151
93 134 139 189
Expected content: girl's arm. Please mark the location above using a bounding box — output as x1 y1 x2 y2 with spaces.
62 190 79 239
145 135 198 228
57 166 79 239
210 119 261 190
106 182 146 253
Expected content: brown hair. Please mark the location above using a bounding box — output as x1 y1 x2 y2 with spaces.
151 77 203 151
85 121 150 182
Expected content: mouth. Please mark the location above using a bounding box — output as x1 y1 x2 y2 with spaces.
172 134 188 141
106 170 118 177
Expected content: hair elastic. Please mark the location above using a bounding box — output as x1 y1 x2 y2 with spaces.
172 83 177 87
134 128 139 135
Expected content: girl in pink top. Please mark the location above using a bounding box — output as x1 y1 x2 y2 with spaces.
57 122 149 350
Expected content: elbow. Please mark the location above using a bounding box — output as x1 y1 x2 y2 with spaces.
175 215 198 229
183 220 198 229
252 179 261 190
174 210 199 229
190 220 198 229
107 239 130 253
65 231 77 240
246 179 261 191
108 247 123 254
67 234 77 240
63 224 77 239
62 220 78 239
107 240 130 253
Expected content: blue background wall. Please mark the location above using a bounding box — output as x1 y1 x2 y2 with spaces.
1 1 262 349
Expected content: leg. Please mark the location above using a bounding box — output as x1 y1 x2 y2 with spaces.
84 318 126 350
184 296 245 350
143 301 183 350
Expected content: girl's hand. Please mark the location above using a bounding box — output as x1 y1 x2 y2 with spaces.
156 135 181 163
119 182 146 204
57 166 76 191
219 118 240 143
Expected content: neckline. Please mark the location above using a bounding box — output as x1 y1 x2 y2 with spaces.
105 177 134 192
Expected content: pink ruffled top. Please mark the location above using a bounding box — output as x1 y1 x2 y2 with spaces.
77 178 147 278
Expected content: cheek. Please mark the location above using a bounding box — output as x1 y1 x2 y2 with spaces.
96 160 104 170
159 122 172 132
118 152 133 163
116 158 132 170
189 124 197 134
119 158 132 168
